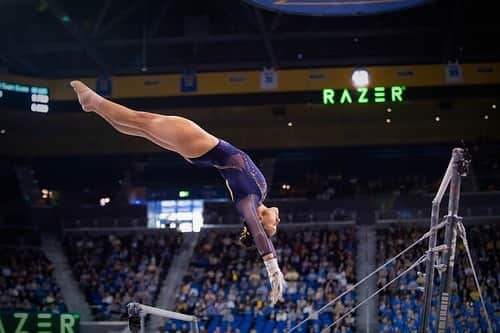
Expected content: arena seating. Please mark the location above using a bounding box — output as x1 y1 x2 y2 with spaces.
376 192 500 221
468 143 500 192
376 224 499 332
0 226 41 247
203 201 355 225
0 249 67 313
64 232 182 320
170 228 357 333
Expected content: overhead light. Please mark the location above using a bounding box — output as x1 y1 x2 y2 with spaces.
100 197 111 207
386 108 392 113
287 122 293 127
484 115 489 120
385 118 391 124
178 190 190 198
0 129 5 135
435 116 440 122
352 68 370 88
492 104 497 109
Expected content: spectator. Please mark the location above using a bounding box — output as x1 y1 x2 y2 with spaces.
0 249 67 313
65 232 181 320
377 224 499 332
170 228 357 333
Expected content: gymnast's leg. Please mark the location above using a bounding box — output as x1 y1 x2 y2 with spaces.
70 80 218 158
92 110 177 151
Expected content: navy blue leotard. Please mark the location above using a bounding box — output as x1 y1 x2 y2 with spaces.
187 139 276 257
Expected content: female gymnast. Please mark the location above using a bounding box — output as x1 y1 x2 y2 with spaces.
70 81 286 305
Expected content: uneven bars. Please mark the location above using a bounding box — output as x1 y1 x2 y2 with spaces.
127 302 199 333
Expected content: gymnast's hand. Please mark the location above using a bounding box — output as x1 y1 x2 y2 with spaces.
264 255 287 305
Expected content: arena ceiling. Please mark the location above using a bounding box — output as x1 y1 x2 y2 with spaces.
0 0 498 78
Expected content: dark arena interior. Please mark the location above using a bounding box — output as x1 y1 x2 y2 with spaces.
0 0 499 332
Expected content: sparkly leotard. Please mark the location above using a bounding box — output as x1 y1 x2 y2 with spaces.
187 139 276 256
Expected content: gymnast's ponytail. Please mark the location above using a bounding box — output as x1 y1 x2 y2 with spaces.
239 225 253 248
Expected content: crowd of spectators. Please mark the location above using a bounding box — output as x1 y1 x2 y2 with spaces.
203 201 355 226
0 249 67 313
377 224 499 332
474 156 500 192
169 228 357 333
271 144 500 200
64 232 181 320
294 173 438 200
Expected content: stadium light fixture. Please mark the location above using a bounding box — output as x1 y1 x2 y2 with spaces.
352 68 370 88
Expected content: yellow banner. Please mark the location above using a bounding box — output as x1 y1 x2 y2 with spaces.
1 62 499 101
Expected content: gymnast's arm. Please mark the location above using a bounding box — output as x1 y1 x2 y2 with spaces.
236 195 286 304
235 195 277 258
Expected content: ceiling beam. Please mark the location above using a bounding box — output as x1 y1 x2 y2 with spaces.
0 0 40 75
442 0 461 62
254 8 278 68
149 0 175 38
99 3 141 36
92 0 113 37
35 55 441 78
16 26 438 55
45 0 109 74
270 13 282 32
239 1 260 32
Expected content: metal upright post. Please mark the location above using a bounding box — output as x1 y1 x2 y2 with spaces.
419 148 465 333
191 319 200 333
436 148 464 333
419 199 440 332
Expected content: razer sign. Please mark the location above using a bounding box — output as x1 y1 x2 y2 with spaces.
0 312 79 333
322 86 406 105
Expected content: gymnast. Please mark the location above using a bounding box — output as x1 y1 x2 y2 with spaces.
70 81 286 305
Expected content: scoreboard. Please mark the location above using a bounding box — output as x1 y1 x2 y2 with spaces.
0 80 50 113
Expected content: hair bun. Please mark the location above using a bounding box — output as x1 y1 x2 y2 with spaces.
239 226 253 248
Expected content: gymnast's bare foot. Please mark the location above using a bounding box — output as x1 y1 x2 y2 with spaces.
70 80 104 112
